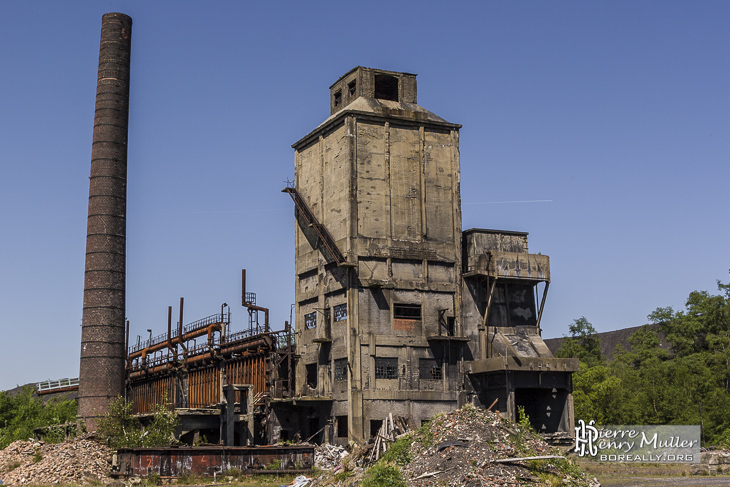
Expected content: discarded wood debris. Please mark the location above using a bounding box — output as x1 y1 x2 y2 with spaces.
493 454 566 464
365 412 411 465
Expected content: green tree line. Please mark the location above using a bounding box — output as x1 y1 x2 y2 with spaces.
0 386 77 448
556 277 730 446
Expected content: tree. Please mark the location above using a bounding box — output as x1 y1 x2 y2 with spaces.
0 387 77 448
97 396 179 449
555 317 602 367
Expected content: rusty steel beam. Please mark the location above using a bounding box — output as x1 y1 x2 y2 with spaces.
79 12 132 431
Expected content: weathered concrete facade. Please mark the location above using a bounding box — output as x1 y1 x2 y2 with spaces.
273 67 577 444
461 229 578 434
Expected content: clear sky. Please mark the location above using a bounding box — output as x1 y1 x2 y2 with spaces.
1 1 728 391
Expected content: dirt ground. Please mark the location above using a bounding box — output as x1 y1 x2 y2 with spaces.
597 478 730 487
579 461 730 487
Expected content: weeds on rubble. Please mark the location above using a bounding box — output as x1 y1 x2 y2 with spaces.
5 459 21 471
362 463 406 487
334 470 353 481
414 422 434 447
32 448 42 463
527 457 583 484
380 435 413 466
510 406 536 454
517 406 534 433
535 471 563 486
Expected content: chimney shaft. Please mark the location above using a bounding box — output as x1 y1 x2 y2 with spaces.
78 12 132 430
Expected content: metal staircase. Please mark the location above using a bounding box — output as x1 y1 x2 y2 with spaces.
282 186 346 265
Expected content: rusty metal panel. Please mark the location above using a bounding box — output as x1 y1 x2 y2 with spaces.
113 445 313 477
130 376 175 414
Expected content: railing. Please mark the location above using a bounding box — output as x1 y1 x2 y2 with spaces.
184 312 230 334
128 312 230 354
276 332 295 349
37 377 79 392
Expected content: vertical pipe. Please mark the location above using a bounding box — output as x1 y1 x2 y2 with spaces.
242 269 246 305
179 297 184 337
124 320 130 368
79 12 132 431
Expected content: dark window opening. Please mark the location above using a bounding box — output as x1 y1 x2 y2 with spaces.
419 359 443 380
333 90 342 107
308 417 321 443
394 303 421 320
333 303 347 322
304 312 317 330
337 415 348 437
515 388 567 434
348 80 356 96
334 358 347 381
374 357 398 379
305 363 317 389
447 317 455 336
370 419 383 438
374 74 399 101
280 430 290 441
488 283 537 328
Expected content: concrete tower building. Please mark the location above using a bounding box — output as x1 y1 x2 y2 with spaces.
274 67 578 445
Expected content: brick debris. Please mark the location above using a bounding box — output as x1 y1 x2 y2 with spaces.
0 434 113 486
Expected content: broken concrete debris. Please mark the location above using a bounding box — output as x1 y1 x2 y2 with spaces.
0 434 112 486
314 444 349 470
310 405 600 486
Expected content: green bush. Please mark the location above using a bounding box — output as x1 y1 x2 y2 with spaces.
97 396 179 449
266 458 283 470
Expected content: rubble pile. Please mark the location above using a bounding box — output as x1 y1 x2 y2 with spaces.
312 405 600 486
315 443 349 470
402 406 598 486
0 434 113 485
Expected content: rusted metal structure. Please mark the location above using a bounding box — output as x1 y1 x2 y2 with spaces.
79 12 133 430
112 445 313 477
124 272 295 444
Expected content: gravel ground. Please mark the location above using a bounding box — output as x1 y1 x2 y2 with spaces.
598 476 730 487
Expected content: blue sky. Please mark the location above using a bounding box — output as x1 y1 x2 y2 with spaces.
1 1 728 391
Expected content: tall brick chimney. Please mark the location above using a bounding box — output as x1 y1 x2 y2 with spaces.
78 12 132 430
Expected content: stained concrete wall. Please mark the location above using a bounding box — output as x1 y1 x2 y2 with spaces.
292 68 464 442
